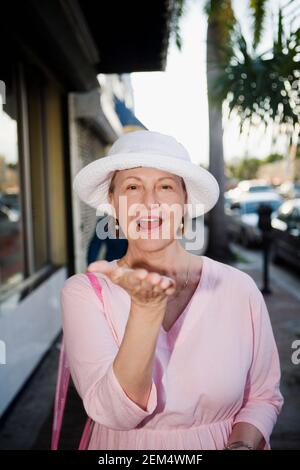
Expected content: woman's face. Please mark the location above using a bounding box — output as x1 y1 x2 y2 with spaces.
108 167 187 251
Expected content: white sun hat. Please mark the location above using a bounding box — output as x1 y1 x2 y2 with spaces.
73 130 220 218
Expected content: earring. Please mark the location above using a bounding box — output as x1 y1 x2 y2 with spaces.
115 218 119 238
180 216 185 236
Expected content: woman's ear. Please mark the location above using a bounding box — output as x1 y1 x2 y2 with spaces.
108 191 115 213
183 203 188 218
181 177 188 205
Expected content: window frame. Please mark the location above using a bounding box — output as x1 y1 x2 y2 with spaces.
0 62 59 302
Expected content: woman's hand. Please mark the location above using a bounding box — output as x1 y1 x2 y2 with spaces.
87 260 176 309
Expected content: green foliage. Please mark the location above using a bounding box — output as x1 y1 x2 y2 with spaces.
173 1 236 61
172 0 299 142
263 153 284 163
250 0 268 50
226 152 284 179
205 0 236 63
212 6 300 133
7 162 18 169
170 0 186 51
226 157 261 180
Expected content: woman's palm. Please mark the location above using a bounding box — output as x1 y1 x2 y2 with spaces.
87 260 176 307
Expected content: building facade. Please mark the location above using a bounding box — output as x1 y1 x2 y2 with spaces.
0 0 172 416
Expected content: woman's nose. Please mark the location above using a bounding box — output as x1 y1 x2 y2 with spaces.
142 189 160 210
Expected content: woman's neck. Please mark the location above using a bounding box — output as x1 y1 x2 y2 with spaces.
118 241 191 279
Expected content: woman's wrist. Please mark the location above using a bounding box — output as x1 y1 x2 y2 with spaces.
130 299 166 320
225 422 263 450
223 440 254 450
128 302 165 336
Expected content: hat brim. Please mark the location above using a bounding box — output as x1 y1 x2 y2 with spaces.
73 153 220 218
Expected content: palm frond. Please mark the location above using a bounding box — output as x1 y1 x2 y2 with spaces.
170 0 186 51
250 0 268 50
206 0 236 62
210 24 300 134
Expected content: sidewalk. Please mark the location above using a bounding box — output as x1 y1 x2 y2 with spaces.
0 335 86 450
231 246 300 450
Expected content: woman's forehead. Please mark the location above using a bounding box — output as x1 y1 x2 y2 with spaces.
113 167 181 182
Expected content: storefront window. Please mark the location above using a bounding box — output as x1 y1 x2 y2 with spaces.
0 69 24 292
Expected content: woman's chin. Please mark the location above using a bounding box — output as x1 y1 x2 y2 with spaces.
128 236 174 251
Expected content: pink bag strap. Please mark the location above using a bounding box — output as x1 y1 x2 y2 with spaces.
78 416 94 449
51 271 114 450
86 271 104 305
51 339 70 450
86 272 120 347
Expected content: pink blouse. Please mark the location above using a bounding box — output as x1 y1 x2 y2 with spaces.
61 255 283 450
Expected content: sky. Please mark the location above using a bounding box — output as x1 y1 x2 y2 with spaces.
131 0 295 166
0 101 18 165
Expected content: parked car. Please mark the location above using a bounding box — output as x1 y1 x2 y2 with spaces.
278 181 300 200
226 179 274 201
0 206 19 243
224 191 234 210
0 192 20 221
238 179 274 193
0 192 19 210
271 199 300 269
179 215 208 255
226 192 283 246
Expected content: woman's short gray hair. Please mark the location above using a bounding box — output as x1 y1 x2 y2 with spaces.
108 170 187 194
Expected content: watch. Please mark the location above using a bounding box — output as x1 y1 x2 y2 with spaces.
224 441 254 450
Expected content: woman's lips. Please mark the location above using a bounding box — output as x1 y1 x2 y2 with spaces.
136 218 163 232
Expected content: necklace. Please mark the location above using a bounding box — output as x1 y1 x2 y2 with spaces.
182 264 190 290
181 257 190 291
172 256 190 298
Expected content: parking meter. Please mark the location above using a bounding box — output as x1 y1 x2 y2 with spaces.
258 203 273 294
258 204 272 232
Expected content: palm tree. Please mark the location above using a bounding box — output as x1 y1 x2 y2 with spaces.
173 0 236 261
213 5 299 127
171 0 299 260
205 0 236 261
212 2 300 181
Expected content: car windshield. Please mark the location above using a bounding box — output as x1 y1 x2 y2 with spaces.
248 185 273 192
243 200 281 214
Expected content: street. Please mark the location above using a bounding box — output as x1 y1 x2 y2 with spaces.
230 242 300 449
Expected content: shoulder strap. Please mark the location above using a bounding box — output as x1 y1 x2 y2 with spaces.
51 271 120 450
86 271 104 306
51 339 70 450
86 271 120 347
78 416 94 450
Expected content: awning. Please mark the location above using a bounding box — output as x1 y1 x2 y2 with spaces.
113 96 147 132
1 0 174 92
79 0 174 73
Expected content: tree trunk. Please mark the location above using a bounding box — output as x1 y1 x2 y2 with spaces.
205 18 233 262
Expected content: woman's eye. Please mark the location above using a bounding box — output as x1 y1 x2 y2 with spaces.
161 185 173 190
126 185 138 190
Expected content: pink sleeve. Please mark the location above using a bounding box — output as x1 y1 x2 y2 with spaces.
61 273 157 431
233 282 284 449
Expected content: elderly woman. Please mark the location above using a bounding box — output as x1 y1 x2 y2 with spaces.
61 130 283 450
